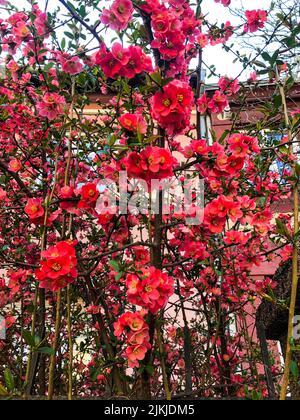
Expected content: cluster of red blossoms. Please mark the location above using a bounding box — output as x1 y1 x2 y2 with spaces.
124 146 178 183
197 91 229 115
150 1 200 64
94 43 153 80
185 134 259 168
114 311 150 368
244 10 267 33
36 92 66 121
125 267 174 314
100 0 133 32
150 80 193 135
35 241 78 292
218 76 240 96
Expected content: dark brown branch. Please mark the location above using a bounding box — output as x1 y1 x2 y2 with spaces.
58 0 103 45
79 241 153 263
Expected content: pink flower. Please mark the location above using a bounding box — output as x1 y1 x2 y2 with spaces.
101 0 133 32
114 311 151 368
34 11 49 37
218 76 240 96
36 92 66 120
252 210 272 228
0 188 7 201
114 311 146 337
12 21 30 40
248 71 258 82
61 56 84 75
208 91 229 114
119 113 147 134
215 0 231 6
197 93 209 114
292 108 300 117
126 344 148 365
8 159 22 172
244 10 267 33
125 267 174 314
197 33 209 48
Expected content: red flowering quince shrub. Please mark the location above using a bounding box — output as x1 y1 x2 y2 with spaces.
0 0 299 401
35 241 78 292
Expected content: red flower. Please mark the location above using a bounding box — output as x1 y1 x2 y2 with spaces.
61 55 84 75
244 10 267 33
78 183 100 209
0 188 7 201
197 93 209 114
101 0 133 32
225 155 245 176
121 46 153 79
218 76 240 96
186 140 209 157
114 311 151 368
25 198 45 224
252 210 272 228
8 269 29 295
125 267 174 314
114 311 146 337
119 113 147 134
35 241 78 291
124 146 177 182
126 344 148 366
150 80 193 135
59 186 80 215
208 91 229 114
228 138 249 158
8 158 22 172
94 43 152 80
36 93 66 120
151 33 185 60
215 0 231 6
204 200 230 234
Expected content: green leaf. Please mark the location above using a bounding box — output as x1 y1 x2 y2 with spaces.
290 360 299 380
273 94 282 108
115 272 123 281
37 347 55 356
251 390 262 400
22 330 36 348
61 37 66 50
109 260 120 272
64 31 74 40
275 219 291 240
261 52 272 63
145 365 154 376
4 369 14 392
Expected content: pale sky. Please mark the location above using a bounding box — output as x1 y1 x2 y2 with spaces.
1 0 273 82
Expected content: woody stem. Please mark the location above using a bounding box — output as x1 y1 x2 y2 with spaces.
156 323 171 400
67 286 73 400
48 290 62 400
277 68 299 400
